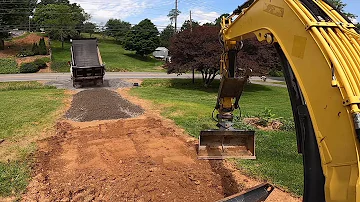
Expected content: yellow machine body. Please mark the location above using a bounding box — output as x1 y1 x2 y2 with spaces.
216 0 360 201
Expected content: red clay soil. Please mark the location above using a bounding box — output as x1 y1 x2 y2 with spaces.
22 89 301 202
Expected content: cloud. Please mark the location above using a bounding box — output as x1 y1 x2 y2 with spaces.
70 0 161 24
191 9 220 24
70 0 221 29
351 18 358 24
151 8 220 28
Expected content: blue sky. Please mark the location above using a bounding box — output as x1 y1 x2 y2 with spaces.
70 0 360 29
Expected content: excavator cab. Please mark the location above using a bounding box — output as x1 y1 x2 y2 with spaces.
198 66 256 160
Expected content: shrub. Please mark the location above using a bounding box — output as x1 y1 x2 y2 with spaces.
19 63 39 73
257 108 277 127
17 49 35 57
0 58 18 74
269 69 284 77
38 38 47 55
41 57 51 63
33 59 47 69
32 43 40 55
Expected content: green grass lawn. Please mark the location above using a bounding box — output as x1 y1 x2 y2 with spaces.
130 79 303 196
0 81 65 197
50 39 164 72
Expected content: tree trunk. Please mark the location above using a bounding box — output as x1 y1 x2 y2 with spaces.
61 34 64 49
204 69 218 87
0 39 4 50
201 70 205 82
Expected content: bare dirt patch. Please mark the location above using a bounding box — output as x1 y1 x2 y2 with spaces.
0 33 49 58
243 118 283 131
22 88 300 202
16 55 50 66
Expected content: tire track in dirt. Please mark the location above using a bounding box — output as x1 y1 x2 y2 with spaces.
22 87 301 202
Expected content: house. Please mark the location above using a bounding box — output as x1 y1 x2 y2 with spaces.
153 47 169 60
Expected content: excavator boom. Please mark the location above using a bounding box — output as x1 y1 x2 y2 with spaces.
209 0 360 201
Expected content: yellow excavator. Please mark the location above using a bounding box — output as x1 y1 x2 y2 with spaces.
198 0 360 201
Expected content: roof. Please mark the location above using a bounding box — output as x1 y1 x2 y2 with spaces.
155 47 168 51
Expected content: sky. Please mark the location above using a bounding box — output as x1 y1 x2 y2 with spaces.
69 0 360 30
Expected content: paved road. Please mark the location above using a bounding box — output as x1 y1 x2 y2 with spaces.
0 72 286 87
0 72 204 82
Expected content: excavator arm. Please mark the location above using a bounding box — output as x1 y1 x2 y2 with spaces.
218 0 360 201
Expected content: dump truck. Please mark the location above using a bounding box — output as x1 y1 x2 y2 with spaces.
70 39 105 88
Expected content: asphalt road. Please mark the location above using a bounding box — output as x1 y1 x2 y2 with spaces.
0 72 204 82
0 72 286 87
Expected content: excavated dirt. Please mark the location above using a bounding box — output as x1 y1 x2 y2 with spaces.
243 118 283 131
22 88 301 202
65 89 143 122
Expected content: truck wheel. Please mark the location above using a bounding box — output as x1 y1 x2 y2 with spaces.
73 81 80 89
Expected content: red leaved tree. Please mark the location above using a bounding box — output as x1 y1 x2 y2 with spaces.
168 26 281 86
168 26 221 86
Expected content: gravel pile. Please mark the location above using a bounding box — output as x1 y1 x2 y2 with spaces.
45 79 133 90
66 89 144 122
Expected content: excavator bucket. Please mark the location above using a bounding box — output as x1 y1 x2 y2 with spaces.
198 130 256 160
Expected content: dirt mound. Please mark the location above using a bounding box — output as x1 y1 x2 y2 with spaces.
66 89 143 122
22 89 301 202
243 118 283 131
23 117 230 201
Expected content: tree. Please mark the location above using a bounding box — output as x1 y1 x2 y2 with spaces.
168 25 281 86
327 0 357 19
167 9 181 28
83 22 97 38
180 20 200 31
39 0 70 5
32 43 40 55
159 25 174 48
105 19 131 43
34 3 88 49
124 19 160 56
215 13 230 26
0 0 37 49
203 22 216 27
168 26 221 86
327 0 359 32
39 38 48 55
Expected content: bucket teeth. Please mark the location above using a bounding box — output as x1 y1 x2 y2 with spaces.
198 130 256 160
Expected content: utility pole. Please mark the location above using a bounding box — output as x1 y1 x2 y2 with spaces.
28 16 31 32
175 0 178 33
190 10 193 32
190 10 195 84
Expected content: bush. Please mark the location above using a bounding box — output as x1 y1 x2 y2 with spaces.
0 58 18 74
269 69 284 77
19 63 39 73
32 43 40 55
41 57 51 63
17 49 35 57
33 59 47 69
38 38 47 55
